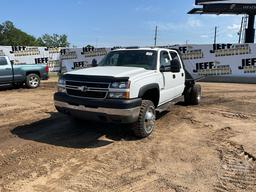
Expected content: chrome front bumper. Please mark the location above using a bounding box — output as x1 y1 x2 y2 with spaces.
54 100 141 123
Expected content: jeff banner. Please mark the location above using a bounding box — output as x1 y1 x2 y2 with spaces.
0 46 61 72
0 44 256 82
171 43 256 80
60 44 256 82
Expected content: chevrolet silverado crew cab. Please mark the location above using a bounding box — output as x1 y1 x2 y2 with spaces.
0 56 49 88
54 47 201 138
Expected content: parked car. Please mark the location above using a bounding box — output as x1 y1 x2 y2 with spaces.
0 56 49 88
54 47 202 138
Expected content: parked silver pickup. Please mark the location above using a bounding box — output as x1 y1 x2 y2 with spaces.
0 56 49 88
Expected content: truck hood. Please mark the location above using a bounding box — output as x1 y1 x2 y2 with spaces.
67 66 155 80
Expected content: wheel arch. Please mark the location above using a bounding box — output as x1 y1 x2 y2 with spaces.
26 71 41 78
138 84 160 107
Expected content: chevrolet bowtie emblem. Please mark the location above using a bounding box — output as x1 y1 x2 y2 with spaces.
78 86 88 92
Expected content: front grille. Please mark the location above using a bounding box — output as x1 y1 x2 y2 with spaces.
66 81 109 88
66 89 107 99
65 80 109 99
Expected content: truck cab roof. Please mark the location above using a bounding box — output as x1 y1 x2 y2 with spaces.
112 47 178 52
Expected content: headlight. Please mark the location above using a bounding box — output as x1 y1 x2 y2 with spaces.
109 81 130 99
57 77 66 93
108 92 130 99
110 81 130 89
58 77 65 86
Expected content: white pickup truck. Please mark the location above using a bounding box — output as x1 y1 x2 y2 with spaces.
54 47 201 138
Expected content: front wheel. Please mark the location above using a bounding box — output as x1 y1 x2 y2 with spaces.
25 73 41 89
132 100 156 138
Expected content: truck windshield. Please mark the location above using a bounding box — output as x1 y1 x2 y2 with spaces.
99 50 157 70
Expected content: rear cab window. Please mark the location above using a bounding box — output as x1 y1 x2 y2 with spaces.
169 51 182 69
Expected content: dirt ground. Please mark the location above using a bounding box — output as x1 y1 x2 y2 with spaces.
0 80 255 192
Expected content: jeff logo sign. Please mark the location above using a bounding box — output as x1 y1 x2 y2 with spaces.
169 43 256 78
239 58 256 73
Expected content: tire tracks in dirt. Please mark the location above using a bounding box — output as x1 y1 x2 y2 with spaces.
211 127 256 192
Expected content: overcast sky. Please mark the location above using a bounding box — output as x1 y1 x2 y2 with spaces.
0 0 245 47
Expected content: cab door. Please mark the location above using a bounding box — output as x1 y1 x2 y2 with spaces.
169 50 185 97
159 51 177 104
0 57 13 84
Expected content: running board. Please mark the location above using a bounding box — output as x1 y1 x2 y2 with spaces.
156 96 184 113
0 83 12 87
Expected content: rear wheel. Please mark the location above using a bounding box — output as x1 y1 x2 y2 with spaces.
184 84 201 105
132 100 156 138
184 87 192 105
26 73 41 88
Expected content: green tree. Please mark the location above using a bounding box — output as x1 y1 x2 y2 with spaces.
37 34 70 47
0 21 39 46
0 21 70 47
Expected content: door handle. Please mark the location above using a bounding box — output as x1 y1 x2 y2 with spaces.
173 74 176 79
5 68 12 70
181 73 184 77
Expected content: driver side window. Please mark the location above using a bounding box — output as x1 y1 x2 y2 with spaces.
160 51 171 68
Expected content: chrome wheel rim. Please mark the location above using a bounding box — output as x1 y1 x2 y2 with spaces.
144 106 156 134
197 91 202 101
29 76 39 87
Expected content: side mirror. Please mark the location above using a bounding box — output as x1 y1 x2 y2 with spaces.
170 59 181 73
92 59 98 67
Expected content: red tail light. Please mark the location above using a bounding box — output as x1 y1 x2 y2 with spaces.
45 65 49 73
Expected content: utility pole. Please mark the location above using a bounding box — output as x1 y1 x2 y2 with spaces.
154 26 158 47
238 17 244 44
242 15 248 43
214 26 217 44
